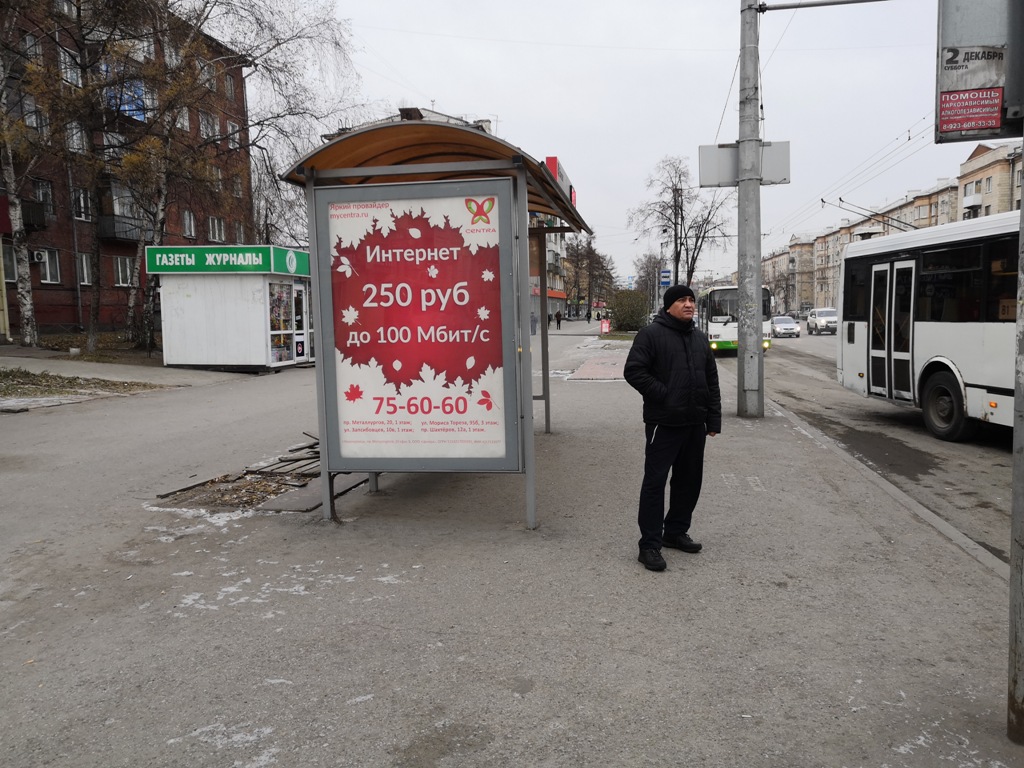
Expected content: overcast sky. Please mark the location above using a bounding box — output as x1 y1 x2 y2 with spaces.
339 0 1003 282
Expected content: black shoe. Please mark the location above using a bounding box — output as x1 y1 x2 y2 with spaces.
638 548 667 571
663 533 702 553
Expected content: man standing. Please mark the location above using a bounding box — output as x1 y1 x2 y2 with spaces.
623 285 721 572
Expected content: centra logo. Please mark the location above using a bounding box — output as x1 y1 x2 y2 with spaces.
465 197 495 225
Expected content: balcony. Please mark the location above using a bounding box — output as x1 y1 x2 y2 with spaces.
962 193 982 210
0 197 46 233
97 214 154 243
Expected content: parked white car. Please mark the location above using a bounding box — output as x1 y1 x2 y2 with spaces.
806 307 837 335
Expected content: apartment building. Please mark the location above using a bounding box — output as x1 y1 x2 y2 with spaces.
784 141 1020 311
1 4 253 336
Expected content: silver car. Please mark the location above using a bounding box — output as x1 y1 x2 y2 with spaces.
771 315 800 338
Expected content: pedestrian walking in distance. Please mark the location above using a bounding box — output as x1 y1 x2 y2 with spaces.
623 284 722 572
555 310 562 330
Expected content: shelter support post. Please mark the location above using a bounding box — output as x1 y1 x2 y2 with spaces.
517 165 538 529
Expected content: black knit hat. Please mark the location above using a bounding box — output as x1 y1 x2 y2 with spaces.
663 284 695 310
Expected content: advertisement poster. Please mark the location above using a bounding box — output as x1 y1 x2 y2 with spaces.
324 184 514 462
937 45 1007 137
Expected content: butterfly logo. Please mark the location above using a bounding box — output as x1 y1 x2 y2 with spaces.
465 197 495 225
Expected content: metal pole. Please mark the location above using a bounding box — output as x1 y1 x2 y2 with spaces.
1010 150 1024 742
737 0 764 417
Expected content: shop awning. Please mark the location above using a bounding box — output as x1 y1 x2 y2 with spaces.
281 121 590 235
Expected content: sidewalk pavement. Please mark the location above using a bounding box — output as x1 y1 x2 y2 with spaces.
2 339 1018 766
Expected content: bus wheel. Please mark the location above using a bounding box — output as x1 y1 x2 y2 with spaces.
922 371 976 442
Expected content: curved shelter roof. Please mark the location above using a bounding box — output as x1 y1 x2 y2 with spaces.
282 121 590 234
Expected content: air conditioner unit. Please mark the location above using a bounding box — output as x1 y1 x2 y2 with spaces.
31 250 46 263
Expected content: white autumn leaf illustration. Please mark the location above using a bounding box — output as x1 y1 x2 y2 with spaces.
341 306 359 326
336 255 356 277
481 269 495 282
427 265 439 278
465 356 476 370
477 307 490 321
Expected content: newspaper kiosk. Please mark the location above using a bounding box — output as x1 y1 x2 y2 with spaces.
146 244 314 370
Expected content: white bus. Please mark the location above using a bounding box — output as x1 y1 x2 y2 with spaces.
696 285 773 352
837 211 1019 441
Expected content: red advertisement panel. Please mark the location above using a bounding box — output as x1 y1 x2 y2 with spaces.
327 194 508 459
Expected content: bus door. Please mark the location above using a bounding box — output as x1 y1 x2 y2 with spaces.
868 260 915 402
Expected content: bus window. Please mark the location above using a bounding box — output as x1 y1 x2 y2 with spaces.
987 235 1018 321
843 261 871 322
871 271 887 351
916 243 983 323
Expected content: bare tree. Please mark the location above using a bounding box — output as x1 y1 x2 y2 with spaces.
0 0 46 345
632 250 663 314
628 156 733 288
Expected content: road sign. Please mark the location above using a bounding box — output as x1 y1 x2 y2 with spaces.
660 270 671 287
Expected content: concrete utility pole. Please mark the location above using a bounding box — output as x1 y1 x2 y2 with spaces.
737 0 763 417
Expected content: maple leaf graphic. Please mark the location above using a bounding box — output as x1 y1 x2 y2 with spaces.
477 307 490 321
427 265 439 279
477 390 494 411
341 306 359 325
344 384 363 402
481 269 495 282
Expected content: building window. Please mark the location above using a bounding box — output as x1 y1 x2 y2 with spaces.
22 95 48 137
224 74 235 101
55 0 76 15
22 33 43 61
78 252 91 285
182 209 196 238
72 187 91 220
104 132 125 165
213 166 222 191
2 245 13 282
208 216 225 242
67 122 88 153
235 221 244 243
113 256 132 286
226 120 240 149
175 108 189 131
233 176 242 198
127 34 154 61
1017 169 1022 188
110 182 141 219
37 248 60 283
974 180 982 194
198 58 216 91
984 205 991 216
33 178 54 215
60 48 81 86
198 110 216 139
964 183 970 196
985 176 993 193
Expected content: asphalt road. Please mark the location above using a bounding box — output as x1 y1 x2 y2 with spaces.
721 333 1014 564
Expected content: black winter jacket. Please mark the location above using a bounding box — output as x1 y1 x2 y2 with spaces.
623 310 722 432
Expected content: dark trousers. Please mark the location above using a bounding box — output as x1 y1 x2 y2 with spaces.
638 423 707 550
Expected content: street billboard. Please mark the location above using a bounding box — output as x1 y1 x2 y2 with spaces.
312 179 522 473
935 0 1023 143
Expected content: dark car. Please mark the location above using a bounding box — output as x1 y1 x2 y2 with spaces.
771 315 800 338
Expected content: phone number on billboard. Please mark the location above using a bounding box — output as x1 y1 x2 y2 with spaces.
372 396 469 415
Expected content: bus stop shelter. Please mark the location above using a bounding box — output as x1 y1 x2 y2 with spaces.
282 120 590 526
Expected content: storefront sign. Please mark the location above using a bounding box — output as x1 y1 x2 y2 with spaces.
146 245 309 276
313 180 520 472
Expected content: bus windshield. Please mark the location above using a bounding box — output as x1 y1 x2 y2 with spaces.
705 288 771 323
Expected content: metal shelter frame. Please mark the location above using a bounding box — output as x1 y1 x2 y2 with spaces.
282 121 591 527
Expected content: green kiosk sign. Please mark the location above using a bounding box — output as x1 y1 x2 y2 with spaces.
146 245 310 276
